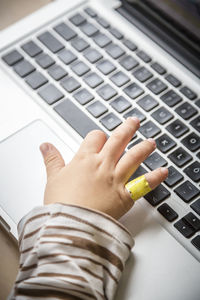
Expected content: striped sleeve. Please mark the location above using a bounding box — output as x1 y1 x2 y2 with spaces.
9 203 134 300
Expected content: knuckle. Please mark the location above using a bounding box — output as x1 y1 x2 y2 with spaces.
87 129 106 139
44 153 58 166
117 185 134 214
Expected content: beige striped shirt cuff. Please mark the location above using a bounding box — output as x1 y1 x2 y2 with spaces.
9 204 134 300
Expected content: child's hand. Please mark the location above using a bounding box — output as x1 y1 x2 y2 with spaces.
40 118 168 219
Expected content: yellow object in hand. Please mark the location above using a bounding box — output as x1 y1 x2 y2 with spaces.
125 175 152 201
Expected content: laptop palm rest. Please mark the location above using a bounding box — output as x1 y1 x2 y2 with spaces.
0 120 74 231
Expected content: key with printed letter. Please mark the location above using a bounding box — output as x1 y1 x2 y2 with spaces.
139 121 161 138
168 147 192 167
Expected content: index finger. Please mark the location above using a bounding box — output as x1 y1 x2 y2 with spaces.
76 130 107 155
100 117 140 164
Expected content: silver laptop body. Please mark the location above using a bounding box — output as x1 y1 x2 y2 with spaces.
0 0 200 299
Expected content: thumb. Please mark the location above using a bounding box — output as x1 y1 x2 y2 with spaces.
40 143 65 179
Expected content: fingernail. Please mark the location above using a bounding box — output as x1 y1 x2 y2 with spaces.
40 143 50 155
160 167 168 175
130 117 140 123
148 138 156 147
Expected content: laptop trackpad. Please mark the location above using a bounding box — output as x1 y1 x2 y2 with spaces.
0 120 74 225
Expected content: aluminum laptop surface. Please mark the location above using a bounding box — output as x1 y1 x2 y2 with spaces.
0 0 200 299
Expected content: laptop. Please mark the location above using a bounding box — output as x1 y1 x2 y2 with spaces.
0 0 199 299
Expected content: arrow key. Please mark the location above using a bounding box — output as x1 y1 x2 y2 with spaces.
183 212 200 231
174 218 196 238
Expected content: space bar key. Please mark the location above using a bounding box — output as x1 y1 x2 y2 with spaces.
54 98 102 138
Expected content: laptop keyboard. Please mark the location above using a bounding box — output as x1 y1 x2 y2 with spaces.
1 6 200 256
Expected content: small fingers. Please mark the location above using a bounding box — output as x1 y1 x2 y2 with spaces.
125 167 168 201
116 138 156 183
100 117 140 164
77 130 107 155
145 167 168 190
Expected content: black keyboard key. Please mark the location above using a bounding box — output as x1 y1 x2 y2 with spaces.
128 166 147 180
190 116 200 133
61 76 81 92
14 60 35 77
181 132 200 151
136 50 151 63
180 86 197 100
21 41 42 57
128 138 143 149
93 33 112 48
100 113 122 131
110 71 130 87
151 107 173 125
87 101 108 117
156 134 176 153
124 108 146 122
191 199 200 216
110 96 131 113
2 50 23 66
73 88 94 105
124 39 137 51
109 27 123 39
133 66 153 82
165 74 181 87
84 48 102 63
119 55 139 71
144 152 167 170
48 64 67 80
195 99 200 108
80 22 99 37
71 37 89 52
184 161 200 182
54 22 77 41
197 152 200 159
54 99 101 138
161 90 182 107
84 72 103 88
184 212 200 231
166 119 189 138
151 62 166 75
106 43 125 59
144 184 170 206
174 181 200 203
175 102 197 120
58 49 77 65
84 7 97 18
35 53 55 69
191 235 200 251
158 203 178 222
26 71 48 89
147 78 167 94
38 32 64 53
97 84 117 100
38 83 64 105
174 219 196 238
168 147 192 167
71 61 90 76
137 95 158 111
97 60 116 75
164 166 183 187
123 83 144 99
139 120 161 138
96 17 110 28
69 13 86 26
